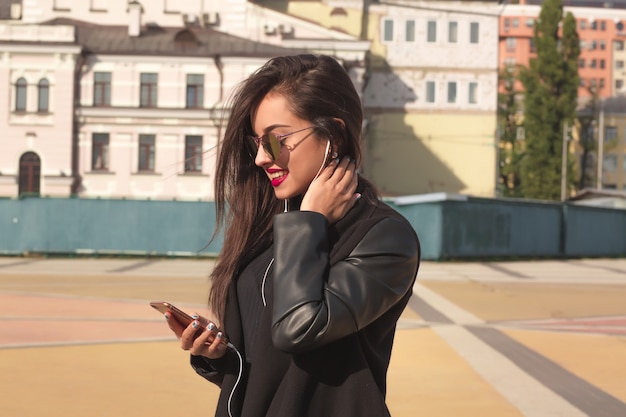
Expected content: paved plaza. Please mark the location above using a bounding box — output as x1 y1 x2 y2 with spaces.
0 257 625 417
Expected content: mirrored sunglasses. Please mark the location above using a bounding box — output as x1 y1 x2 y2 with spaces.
247 126 315 161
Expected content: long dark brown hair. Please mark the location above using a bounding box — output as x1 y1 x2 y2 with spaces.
209 54 372 324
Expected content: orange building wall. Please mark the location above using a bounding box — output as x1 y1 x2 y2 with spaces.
499 14 618 99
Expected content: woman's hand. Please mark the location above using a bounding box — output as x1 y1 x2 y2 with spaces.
165 312 228 359
301 156 360 224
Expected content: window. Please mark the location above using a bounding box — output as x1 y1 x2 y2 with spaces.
600 78 605 89
469 82 478 104
506 37 516 52
591 20 597 30
504 18 510 30
426 81 435 103
600 59 605 69
383 19 394 42
503 57 516 66
590 40 597 50
184 135 203 172
526 18 534 27
616 40 625 51
617 61 624 69
448 21 457 43
93 72 111 107
600 21 606 31
447 82 457 103
579 59 585 68
605 126 618 142
512 18 519 28
603 154 617 172
427 21 436 42
580 40 586 49
580 20 587 30
18 152 41 196
92 133 110 171
138 134 156 172
600 40 606 50
186 74 204 109
590 59 597 68
15 77 27 112
470 22 479 44
529 38 536 53
616 79 624 90
140 73 158 108
579 78 586 87
38 79 49 113
406 20 415 42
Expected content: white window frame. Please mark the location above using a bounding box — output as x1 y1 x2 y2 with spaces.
470 22 479 44
448 21 458 43
447 81 457 104
405 19 416 42
382 18 394 42
427 20 437 43
425 81 436 103
468 82 478 104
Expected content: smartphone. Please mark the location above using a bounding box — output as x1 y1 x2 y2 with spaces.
150 301 194 327
150 301 230 346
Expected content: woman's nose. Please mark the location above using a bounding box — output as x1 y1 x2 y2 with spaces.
254 144 273 166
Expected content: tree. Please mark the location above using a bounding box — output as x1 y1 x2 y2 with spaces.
519 0 580 200
497 64 523 197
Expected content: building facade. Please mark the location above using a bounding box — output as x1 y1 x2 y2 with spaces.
499 3 626 99
0 0 369 199
499 1 626 191
261 0 501 197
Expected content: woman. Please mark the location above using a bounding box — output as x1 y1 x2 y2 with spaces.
165 54 420 417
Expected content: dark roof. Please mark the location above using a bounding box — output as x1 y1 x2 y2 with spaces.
43 17 305 58
0 0 20 20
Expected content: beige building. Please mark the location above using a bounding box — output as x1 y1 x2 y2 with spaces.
256 0 501 197
589 106 626 190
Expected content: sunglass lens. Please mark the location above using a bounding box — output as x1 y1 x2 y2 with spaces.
263 133 281 161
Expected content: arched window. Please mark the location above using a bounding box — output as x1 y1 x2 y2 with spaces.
18 152 41 196
38 78 49 113
15 78 27 112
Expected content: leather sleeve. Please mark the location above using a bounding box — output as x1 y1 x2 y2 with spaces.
271 211 419 354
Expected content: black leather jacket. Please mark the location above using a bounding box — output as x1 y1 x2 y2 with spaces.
192 193 420 417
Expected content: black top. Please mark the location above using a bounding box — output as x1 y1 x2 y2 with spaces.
190 181 421 417
235 245 273 363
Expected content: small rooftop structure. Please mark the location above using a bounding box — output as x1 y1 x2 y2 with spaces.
569 188 626 209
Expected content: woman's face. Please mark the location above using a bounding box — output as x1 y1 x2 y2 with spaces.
251 92 328 200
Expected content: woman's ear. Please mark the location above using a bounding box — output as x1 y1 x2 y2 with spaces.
332 118 346 129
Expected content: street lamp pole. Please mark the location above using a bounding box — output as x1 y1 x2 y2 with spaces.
596 109 605 189
561 122 570 202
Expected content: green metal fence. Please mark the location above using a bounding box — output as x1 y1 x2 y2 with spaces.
1 194 624 259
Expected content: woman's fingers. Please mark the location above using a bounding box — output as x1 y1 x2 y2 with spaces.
301 155 360 223
190 329 228 358
179 319 228 359
164 312 185 338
